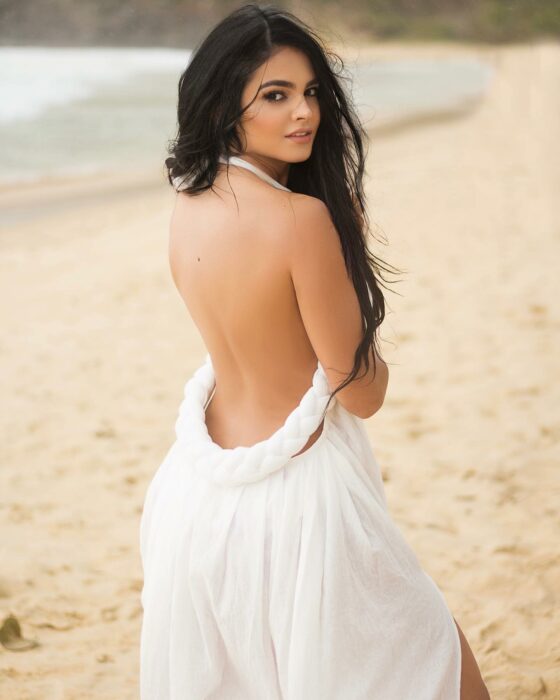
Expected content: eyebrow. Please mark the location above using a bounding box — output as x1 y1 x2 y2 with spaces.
258 78 319 91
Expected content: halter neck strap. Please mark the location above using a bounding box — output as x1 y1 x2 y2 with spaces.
218 155 291 192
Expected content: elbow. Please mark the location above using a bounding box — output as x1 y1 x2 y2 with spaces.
336 360 389 420
339 392 384 420
359 361 389 419
357 393 385 420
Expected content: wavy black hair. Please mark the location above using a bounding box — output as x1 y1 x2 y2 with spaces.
164 2 402 415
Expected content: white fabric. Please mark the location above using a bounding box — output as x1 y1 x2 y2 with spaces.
139 353 462 699
172 154 292 193
217 155 292 192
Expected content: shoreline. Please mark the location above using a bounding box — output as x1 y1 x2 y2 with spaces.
0 41 495 228
0 38 499 210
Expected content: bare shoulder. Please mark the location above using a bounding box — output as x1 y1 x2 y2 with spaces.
285 192 342 266
287 192 333 226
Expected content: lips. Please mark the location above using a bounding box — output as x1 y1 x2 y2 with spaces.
286 129 312 137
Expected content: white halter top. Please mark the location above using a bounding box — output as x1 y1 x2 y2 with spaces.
172 154 291 192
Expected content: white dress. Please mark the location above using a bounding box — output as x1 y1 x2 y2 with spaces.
139 157 462 700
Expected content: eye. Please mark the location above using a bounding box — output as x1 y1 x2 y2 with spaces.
263 91 285 102
263 86 320 102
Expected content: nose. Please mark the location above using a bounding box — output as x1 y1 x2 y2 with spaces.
292 94 313 119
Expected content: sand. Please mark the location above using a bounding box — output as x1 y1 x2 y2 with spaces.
1 39 559 699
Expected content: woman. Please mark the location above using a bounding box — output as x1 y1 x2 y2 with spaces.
139 4 490 698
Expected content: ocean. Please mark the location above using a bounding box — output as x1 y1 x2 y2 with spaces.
0 46 494 187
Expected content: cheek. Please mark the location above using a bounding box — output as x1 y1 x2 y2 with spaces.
244 104 286 135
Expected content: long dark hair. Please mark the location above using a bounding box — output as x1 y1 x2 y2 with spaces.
164 3 402 415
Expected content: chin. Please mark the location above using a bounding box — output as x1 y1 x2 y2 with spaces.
282 148 314 163
292 152 314 163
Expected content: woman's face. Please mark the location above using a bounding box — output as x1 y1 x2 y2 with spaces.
236 45 321 167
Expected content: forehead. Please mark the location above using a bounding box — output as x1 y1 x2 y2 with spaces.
245 46 315 88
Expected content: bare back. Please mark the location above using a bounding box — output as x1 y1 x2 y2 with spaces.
168 165 323 453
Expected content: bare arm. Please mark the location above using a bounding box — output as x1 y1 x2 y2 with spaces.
288 195 388 419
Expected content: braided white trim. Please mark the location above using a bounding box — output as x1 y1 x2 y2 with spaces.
174 353 333 486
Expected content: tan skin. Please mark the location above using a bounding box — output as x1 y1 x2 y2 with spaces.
168 44 490 699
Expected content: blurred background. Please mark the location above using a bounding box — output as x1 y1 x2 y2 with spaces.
2 0 560 45
0 0 524 187
1 2 558 699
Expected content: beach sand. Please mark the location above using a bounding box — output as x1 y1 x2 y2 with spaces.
1 39 558 699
